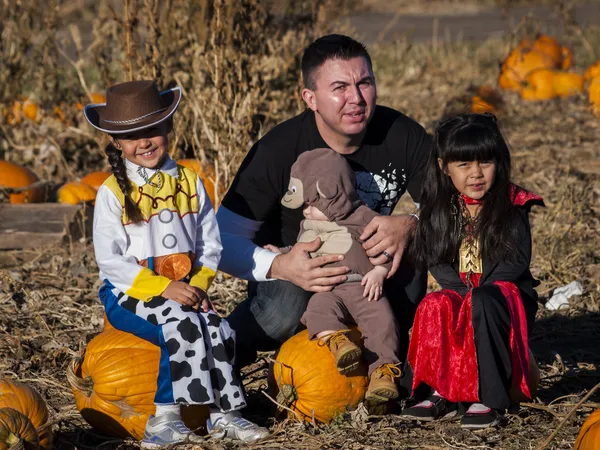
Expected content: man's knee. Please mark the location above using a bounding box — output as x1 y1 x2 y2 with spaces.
249 280 312 342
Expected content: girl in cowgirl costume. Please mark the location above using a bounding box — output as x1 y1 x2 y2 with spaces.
402 113 543 429
85 80 269 447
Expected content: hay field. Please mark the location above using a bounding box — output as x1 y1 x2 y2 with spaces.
0 1 599 449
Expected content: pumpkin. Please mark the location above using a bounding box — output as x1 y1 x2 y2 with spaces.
585 61 600 82
0 161 44 204
67 328 209 440
471 85 504 114
80 172 111 191
21 100 40 123
0 408 39 450
76 93 106 111
57 181 98 204
589 77 600 116
499 35 572 91
575 408 600 449
520 69 584 101
509 349 540 403
0 380 52 449
269 328 368 424
177 159 222 208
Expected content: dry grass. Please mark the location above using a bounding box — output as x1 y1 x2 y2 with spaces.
1 1 600 449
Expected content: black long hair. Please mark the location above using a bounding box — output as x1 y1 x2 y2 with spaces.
104 142 143 223
411 113 518 268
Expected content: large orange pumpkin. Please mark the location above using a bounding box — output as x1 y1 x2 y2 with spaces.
269 328 368 424
0 408 40 450
80 172 111 191
57 181 98 205
585 61 600 82
0 380 51 449
67 328 209 440
575 408 600 449
499 35 572 91
177 159 222 209
0 161 44 204
520 69 584 101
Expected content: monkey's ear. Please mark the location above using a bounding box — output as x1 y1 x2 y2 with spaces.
316 180 337 199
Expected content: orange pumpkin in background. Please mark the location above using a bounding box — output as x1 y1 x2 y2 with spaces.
67 328 209 441
0 379 52 449
589 78 600 116
0 160 44 204
584 61 600 81
575 408 600 449
178 159 222 208
471 85 504 114
80 172 111 191
269 328 368 424
520 69 584 101
499 35 573 91
57 181 98 205
76 93 107 111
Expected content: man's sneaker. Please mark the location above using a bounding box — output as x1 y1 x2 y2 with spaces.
461 403 504 429
401 395 459 421
365 363 402 404
322 330 362 375
141 413 204 448
207 416 270 443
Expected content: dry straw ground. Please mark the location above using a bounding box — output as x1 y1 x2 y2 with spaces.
0 0 599 449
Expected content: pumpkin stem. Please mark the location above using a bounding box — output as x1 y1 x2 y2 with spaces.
6 432 24 450
275 384 297 410
66 357 93 397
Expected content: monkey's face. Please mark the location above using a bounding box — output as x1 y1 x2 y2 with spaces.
281 176 304 209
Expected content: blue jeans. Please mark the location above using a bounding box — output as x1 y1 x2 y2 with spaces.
226 257 427 373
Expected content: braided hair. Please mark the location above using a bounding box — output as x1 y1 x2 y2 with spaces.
104 142 143 223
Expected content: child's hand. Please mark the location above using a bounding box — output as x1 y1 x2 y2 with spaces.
162 281 205 308
361 266 389 302
263 244 282 254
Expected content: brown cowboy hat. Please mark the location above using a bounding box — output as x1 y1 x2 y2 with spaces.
83 80 181 134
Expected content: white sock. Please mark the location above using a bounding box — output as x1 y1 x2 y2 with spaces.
155 403 181 418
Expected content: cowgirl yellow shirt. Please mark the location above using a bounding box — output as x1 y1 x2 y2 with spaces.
92 156 221 301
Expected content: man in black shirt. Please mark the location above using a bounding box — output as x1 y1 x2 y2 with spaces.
216 35 431 381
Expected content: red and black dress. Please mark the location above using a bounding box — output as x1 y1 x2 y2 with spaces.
408 185 543 410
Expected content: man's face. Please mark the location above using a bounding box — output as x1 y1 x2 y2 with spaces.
303 57 376 141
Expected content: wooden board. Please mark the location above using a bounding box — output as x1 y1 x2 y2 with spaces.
0 203 94 250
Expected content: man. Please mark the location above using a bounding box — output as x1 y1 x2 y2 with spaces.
216 35 431 392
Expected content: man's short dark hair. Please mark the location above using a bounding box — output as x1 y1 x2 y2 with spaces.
301 34 372 90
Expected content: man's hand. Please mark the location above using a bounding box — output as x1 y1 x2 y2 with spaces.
267 238 349 292
360 214 418 278
162 281 206 308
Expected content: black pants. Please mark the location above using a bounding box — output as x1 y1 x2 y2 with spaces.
226 257 426 382
472 284 537 410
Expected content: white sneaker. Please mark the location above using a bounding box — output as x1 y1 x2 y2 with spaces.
208 416 270 443
141 413 204 448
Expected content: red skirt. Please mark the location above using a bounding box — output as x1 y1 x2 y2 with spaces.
408 281 531 403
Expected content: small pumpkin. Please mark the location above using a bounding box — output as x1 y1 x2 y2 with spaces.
57 181 98 204
76 93 106 111
21 100 40 123
0 161 44 204
269 328 368 424
80 172 111 191
178 159 222 208
585 61 600 82
589 77 600 116
67 328 209 440
520 69 584 101
471 85 504 114
0 408 40 450
530 35 563 67
575 408 600 450
0 380 52 449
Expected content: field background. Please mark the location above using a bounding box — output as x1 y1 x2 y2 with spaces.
0 0 599 449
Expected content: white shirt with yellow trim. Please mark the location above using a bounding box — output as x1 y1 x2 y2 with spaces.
93 156 221 301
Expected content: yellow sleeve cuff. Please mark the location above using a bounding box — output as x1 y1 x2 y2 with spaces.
125 267 172 302
189 266 217 292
